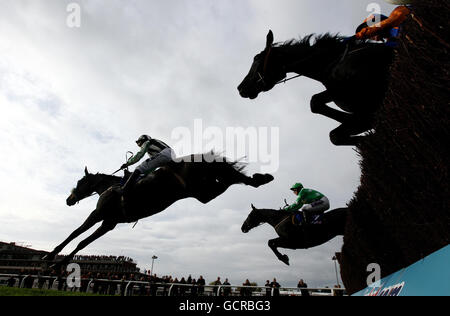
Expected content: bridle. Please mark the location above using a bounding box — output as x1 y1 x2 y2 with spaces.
256 45 302 89
71 175 105 204
70 188 97 204
244 212 264 231
244 209 291 231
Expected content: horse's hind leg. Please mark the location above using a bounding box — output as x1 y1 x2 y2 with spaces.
53 221 117 268
222 162 274 188
329 117 373 146
43 210 102 261
268 238 292 266
248 173 274 188
310 91 353 123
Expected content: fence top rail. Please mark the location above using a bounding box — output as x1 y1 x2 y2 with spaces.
0 273 345 293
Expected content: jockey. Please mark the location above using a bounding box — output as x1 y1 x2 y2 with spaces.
284 183 330 225
355 6 411 46
119 135 174 199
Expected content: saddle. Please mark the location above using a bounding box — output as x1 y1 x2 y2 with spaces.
291 213 324 226
118 168 187 222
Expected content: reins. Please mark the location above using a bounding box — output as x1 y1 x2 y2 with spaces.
274 215 291 231
275 74 302 86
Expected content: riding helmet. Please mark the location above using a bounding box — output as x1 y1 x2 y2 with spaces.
136 135 151 145
356 14 390 37
290 183 304 191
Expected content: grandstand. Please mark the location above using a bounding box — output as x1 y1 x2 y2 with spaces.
0 241 140 276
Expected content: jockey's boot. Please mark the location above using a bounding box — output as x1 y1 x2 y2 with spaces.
120 171 141 209
303 210 324 225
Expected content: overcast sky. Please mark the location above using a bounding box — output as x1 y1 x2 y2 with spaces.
0 0 396 288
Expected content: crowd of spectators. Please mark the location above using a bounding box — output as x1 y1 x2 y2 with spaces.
3 270 343 296
72 255 134 263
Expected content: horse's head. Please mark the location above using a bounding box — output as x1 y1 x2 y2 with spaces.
238 30 287 100
66 167 98 206
241 204 263 233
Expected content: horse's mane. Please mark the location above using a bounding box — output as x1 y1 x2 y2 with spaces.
202 151 247 174
275 33 346 51
88 173 122 181
275 33 370 53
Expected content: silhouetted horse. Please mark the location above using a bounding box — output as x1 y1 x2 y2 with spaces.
238 30 394 146
44 153 274 267
241 205 347 265
66 167 124 206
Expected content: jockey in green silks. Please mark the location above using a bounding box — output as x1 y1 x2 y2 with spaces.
284 183 330 225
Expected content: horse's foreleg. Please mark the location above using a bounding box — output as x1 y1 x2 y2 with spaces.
55 221 117 268
268 238 291 266
310 91 353 123
43 210 102 261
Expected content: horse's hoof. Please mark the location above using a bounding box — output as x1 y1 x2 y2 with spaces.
280 255 290 266
264 174 275 183
253 174 274 186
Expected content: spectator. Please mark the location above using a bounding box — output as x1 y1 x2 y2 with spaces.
298 279 310 297
197 276 206 296
92 273 102 294
190 279 198 297
265 280 272 297
172 278 180 296
270 278 281 296
149 275 158 296
80 273 91 293
223 278 231 297
109 275 119 296
56 273 64 291
139 276 147 296
240 279 252 296
37 272 46 289
120 275 127 296
179 277 187 296
62 271 69 292
212 277 222 296
213 277 222 286
126 274 136 296
7 276 16 287
162 276 170 296
18 269 25 288
334 284 343 297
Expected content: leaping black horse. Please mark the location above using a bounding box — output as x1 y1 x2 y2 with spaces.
241 205 347 265
44 153 274 267
238 30 394 146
